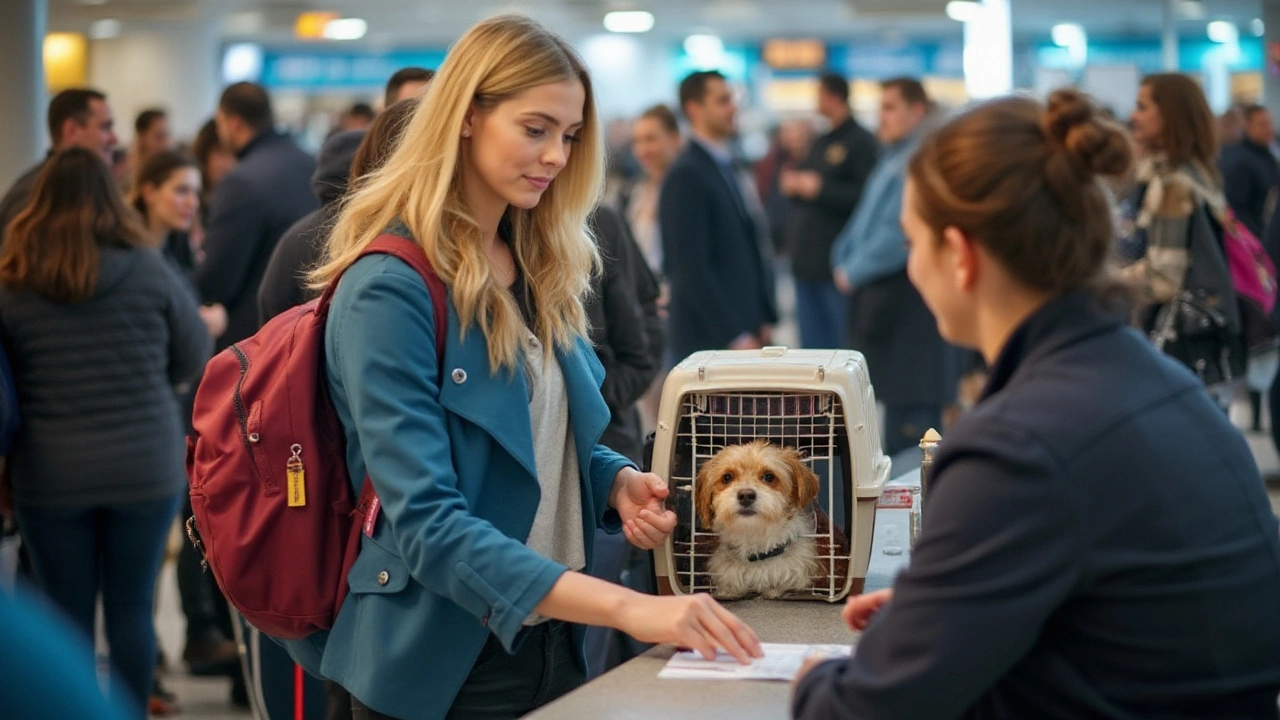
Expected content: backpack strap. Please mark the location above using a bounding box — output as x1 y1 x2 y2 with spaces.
325 234 449 539
360 234 448 357
317 234 448 358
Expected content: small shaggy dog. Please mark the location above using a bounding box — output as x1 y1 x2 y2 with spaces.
694 441 821 599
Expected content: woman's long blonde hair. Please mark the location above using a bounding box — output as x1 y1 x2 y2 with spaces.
312 15 603 372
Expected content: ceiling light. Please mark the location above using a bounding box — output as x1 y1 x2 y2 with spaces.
945 0 981 23
222 43 263 83
1252 18 1265 36
1051 23 1085 48
684 33 725 68
1208 20 1238 44
1051 22 1087 66
89 18 121 40
322 18 367 41
604 10 654 33
1177 1 1206 20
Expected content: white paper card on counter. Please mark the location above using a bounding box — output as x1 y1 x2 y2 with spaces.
658 642 852 681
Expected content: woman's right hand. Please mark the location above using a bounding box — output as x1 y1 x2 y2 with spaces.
618 593 763 664
842 589 893 631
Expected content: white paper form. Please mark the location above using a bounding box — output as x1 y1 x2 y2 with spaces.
657 643 852 681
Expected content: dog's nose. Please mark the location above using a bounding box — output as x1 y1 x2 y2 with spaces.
737 489 756 506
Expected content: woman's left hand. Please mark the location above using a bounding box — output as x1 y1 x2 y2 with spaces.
610 467 677 550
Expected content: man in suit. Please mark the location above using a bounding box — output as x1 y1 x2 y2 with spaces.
0 89 117 243
660 70 777 362
782 73 878 350
831 77 956 455
198 82 318 350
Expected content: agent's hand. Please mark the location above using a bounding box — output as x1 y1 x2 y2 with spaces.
610 467 677 550
619 592 763 665
793 653 836 692
843 589 893 631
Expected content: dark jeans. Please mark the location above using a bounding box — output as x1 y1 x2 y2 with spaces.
794 278 849 350
16 493 183 719
350 621 584 720
884 404 942 456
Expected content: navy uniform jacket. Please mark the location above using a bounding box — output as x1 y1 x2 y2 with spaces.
794 292 1280 719
660 141 777 361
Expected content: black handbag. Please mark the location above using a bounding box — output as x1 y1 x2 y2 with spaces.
1148 201 1246 386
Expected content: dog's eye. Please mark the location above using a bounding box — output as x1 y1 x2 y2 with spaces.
721 472 733 484
762 471 776 483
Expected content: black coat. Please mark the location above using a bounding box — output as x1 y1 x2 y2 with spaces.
796 292 1280 720
196 131 317 348
659 141 776 360
1219 139 1280 239
846 270 957 407
586 205 664 463
257 129 365 326
787 117 879 283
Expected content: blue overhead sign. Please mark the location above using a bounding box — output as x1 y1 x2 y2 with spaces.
828 41 965 79
1036 37 1264 72
259 49 448 90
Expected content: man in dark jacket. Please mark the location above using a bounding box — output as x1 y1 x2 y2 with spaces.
198 82 317 349
0 88 117 242
781 73 878 350
1219 104 1279 239
660 71 777 362
257 129 366 325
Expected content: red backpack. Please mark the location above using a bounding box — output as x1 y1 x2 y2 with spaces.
185 234 446 639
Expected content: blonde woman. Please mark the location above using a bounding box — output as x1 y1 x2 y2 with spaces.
292 16 761 720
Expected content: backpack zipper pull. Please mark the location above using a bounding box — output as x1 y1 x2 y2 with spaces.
287 444 307 508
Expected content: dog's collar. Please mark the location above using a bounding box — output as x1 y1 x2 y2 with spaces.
746 540 792 563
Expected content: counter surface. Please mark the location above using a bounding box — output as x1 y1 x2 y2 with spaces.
523 467 921 720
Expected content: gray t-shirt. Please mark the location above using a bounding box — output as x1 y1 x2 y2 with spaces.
521 329 585 625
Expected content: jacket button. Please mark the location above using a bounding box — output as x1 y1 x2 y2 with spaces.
376 570 390 586
451 368 467 384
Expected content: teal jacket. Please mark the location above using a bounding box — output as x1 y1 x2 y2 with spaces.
282 253 635 719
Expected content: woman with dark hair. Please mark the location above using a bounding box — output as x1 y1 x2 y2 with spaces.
132 148 235 715
0 148 211 718
132 149 227 339
1123 73 1243 392
792 89 1280 719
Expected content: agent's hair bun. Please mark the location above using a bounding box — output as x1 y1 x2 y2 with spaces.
1042 88 1132 178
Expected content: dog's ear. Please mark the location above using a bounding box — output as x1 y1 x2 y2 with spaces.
785 448 820 509
695 457 719 529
